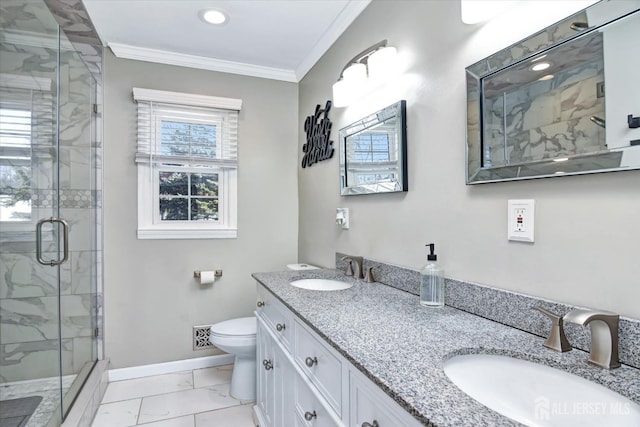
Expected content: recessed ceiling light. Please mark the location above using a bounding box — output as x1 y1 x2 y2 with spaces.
553 157 569 162
531 54 547 62
530 62 551 72
201 9 227 25
538 74 555 81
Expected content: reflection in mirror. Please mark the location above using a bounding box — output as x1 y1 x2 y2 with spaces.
339 100 407 195
466 2 640 183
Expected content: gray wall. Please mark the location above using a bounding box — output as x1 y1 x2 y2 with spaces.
103 51 299 368
298 1 640 319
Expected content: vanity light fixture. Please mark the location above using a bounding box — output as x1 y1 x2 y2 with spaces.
201 9 227 25
332 40 398 107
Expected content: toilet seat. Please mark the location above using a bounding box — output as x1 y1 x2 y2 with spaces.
210 316 256 338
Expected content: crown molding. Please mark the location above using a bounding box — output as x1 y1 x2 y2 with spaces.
109 43 298 83
294 0 371 81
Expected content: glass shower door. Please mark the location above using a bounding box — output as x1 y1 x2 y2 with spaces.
55 31 99 419
0 6 67 426
1 1 98 425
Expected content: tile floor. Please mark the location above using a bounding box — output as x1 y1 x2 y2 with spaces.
0 374 75 427
91 365 256 427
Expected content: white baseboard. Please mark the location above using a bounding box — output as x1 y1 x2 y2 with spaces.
108 354 235 382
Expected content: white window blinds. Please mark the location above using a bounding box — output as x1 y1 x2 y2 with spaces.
133 88 241 168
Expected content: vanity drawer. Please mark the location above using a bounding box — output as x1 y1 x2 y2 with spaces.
295 374 341 427
257 284 293 350
294 320 342 415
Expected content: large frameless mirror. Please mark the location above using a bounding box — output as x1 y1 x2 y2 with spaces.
466 2 640 184
339 100 407 195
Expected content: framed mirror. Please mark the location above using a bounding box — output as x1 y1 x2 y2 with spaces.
466 2 640 184
339 100 407 195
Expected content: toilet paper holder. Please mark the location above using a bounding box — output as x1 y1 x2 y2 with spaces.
193 270 223 279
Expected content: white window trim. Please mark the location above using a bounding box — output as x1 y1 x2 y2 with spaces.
134 88 241 240
133 88 242 110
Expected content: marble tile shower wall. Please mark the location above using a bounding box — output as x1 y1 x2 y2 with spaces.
335 253 640 370
43 0 104 81
0 16 102 382
484 60 605 166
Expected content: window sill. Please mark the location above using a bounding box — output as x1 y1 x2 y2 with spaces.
137 228 237 240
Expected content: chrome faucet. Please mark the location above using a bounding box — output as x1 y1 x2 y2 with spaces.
563 309 620 369
341 255 364 279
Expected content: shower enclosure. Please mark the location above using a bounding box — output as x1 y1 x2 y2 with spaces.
0 0 102 425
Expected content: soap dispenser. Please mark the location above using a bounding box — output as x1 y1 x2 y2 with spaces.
420 243 445 308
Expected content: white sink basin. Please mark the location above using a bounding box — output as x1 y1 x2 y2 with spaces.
444 354 640 427
289 278 353 291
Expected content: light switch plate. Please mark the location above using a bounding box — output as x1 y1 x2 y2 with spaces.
508 199 535 242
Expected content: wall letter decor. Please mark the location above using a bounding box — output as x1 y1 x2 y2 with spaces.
302 100 334 168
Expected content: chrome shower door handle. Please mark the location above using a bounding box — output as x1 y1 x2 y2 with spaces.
36 217 69 266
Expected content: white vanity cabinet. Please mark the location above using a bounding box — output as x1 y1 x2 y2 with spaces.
349 367 421 427
254 284 423 427
256 320 294 427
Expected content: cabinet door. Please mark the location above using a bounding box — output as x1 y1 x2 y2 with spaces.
274 340 296 427
295 374 342 427
349 370 422 427
257 321 276 427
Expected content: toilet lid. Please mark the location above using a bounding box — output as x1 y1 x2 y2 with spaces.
210 317 256 337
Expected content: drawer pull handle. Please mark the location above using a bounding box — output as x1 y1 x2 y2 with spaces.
305 356 318 367
262 359 273 370
256 301 265 307
304 410 317 421
362 421 379 427
276 323 286 332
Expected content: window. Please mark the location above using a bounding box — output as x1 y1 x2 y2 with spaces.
0 108 32 222
0 75 54 239
133 88 242 239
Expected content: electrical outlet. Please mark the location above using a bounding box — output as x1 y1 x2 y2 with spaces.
508 199 535 242
336 208 349 229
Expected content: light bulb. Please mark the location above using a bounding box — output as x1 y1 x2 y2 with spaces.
201 9 227 25
342 63 367 83
530 62 551 72
368 46 398 82
332 79 351 108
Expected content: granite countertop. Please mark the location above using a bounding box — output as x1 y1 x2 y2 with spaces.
252 269 640 427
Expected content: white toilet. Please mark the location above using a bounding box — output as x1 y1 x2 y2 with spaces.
209 264 318 401
209 316 257 400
